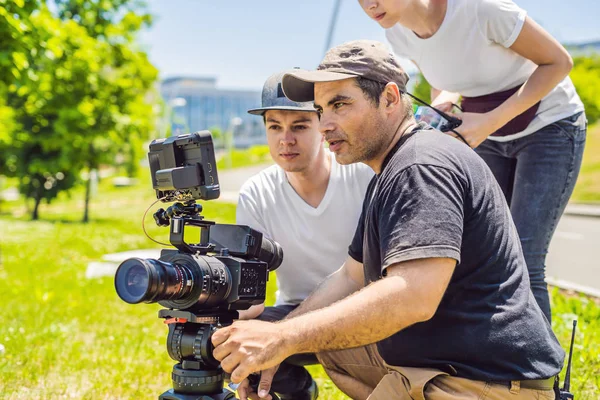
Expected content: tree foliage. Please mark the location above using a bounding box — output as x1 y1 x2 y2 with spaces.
0 0 159 221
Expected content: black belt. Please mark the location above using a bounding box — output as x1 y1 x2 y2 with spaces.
495 376 556 391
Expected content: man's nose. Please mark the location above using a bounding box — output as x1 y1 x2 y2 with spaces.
362 0 378 11
280 129 296 145
319 113 335 136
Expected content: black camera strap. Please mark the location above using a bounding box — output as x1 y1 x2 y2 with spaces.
404 91 470 147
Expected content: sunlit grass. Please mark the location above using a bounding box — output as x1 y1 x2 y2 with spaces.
0 171 348 399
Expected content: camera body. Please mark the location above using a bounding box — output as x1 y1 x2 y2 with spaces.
158 248 268 312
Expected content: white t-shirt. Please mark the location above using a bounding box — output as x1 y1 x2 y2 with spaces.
386 0 584 141
236 152 374 305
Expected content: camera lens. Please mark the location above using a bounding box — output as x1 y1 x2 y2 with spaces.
122 263 149 300
259 237 283 271
114 254 232 310
114 258 194 304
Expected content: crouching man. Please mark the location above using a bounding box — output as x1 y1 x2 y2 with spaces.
214 42 564 400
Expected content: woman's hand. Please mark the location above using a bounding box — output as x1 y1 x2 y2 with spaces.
448 111 503 148
430 101 455 113
431 88 460 112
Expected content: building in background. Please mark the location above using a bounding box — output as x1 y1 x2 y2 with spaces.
566 40 600 56
161 77 263 148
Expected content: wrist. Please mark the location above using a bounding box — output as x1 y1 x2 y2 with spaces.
276 319 303 356
486 108 510 132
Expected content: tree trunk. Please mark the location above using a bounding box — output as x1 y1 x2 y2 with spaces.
83 167 91 223
83 142 96 223
32 196 41 220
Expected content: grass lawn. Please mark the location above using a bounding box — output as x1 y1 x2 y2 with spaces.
0 153 599 399
572 122 600 202
0 172 349 399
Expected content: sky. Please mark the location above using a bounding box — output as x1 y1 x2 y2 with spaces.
138 0 600 91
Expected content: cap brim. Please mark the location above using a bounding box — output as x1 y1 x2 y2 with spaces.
247 106 317 116
282 70 359 102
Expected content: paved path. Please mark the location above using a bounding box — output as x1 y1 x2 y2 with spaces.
547 214 600 297
88 163 600 297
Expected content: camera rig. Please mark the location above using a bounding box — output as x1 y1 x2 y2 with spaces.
114 132 282 400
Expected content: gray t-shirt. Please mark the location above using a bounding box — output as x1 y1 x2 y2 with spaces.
349 125 564 381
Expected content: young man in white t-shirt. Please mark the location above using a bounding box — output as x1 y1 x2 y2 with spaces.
235 70 373 400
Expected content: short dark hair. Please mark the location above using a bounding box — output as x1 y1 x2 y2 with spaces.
354 76 387 107
354 77 413 118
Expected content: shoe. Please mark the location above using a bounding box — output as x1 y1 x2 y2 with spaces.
276 379 318 400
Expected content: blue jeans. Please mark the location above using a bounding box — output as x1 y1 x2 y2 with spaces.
475 112 587 322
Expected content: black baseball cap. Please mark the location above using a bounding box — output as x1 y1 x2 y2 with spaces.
248 70 317 116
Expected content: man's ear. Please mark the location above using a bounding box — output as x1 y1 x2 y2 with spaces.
382 82 401 109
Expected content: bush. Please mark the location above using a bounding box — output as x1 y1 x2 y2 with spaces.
570 56 600 125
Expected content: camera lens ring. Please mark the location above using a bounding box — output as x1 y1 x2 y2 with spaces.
114 258 156 304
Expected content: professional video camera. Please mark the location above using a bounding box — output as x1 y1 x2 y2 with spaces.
114 131 283 400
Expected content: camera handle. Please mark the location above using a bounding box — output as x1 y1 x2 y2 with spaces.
154 201 218 255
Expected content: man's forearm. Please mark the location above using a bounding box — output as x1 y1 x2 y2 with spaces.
285 265 362 320
278 256 456 355
279 277 412 353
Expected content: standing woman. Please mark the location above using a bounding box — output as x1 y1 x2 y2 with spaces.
358 0 586 322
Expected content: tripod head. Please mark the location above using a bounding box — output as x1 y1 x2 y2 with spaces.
158 309 236 400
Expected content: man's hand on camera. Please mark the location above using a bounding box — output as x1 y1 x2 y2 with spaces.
235 366 280 400
211 320 291 385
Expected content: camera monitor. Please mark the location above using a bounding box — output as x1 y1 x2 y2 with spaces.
148 131 220 202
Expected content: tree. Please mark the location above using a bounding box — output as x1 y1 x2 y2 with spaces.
53 0 159 222
1 1 159 221
4 6 103 219
0 0 40 175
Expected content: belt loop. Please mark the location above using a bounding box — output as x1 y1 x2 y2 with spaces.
510 380 521 394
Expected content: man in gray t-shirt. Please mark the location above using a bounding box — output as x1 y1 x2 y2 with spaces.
211 41 564 400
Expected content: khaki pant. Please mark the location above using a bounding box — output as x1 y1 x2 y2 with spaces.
317 344 555 400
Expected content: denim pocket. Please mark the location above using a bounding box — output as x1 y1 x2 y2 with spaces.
551 112 586 142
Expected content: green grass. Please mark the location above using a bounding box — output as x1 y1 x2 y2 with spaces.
572 122 600 202
0 168 599 399
0 172 348 399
